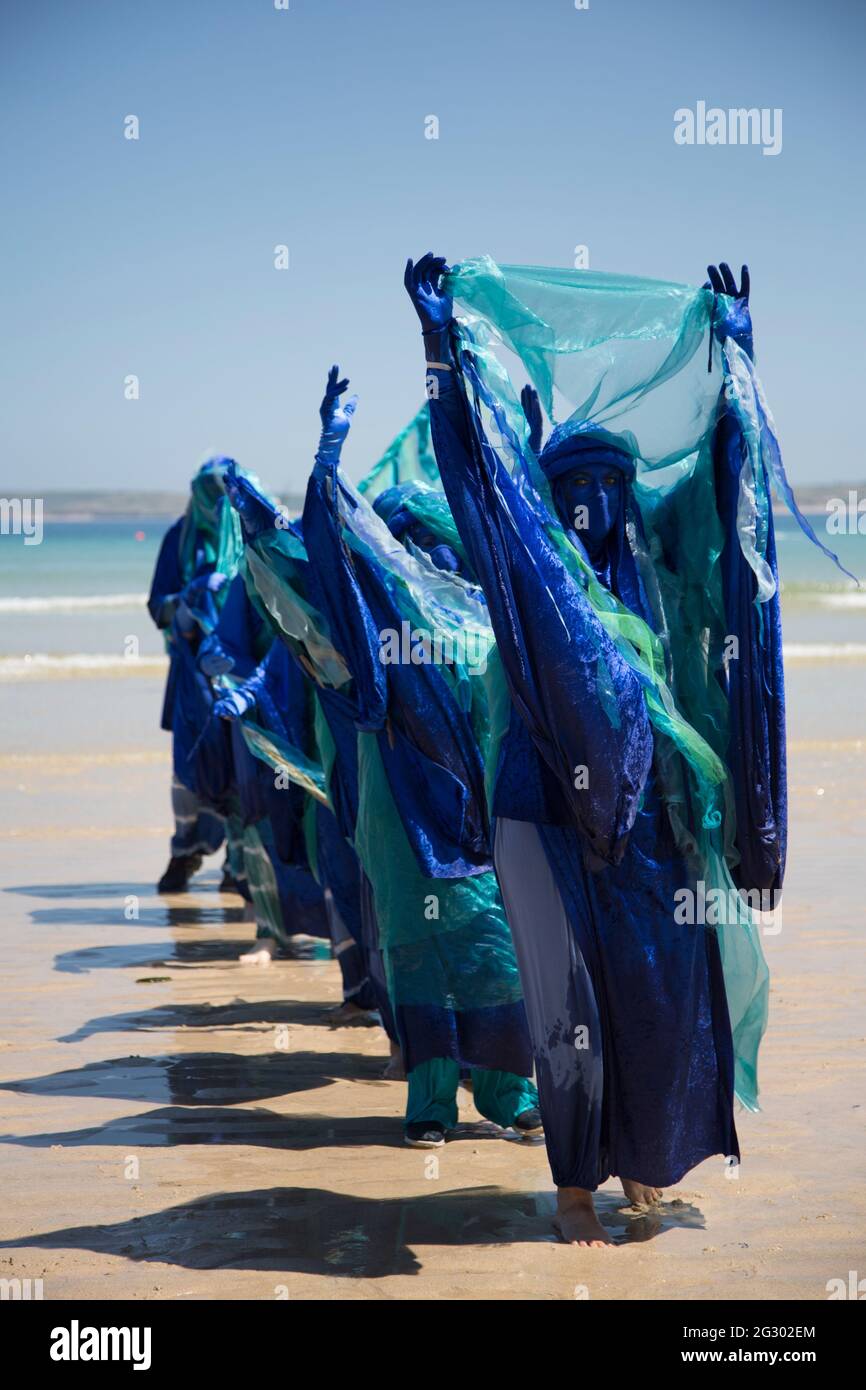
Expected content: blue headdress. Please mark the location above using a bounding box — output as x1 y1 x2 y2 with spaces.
538 420 637 483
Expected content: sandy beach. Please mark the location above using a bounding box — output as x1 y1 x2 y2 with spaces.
0 660 863 1301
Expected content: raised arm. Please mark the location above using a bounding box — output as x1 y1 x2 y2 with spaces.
706 261 786 895
300 367 388 733
404 254 653 865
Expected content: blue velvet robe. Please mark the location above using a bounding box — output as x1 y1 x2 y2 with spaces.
147 516 233 811
422 348 784 1187
296 458 532 1077
201 575 328 939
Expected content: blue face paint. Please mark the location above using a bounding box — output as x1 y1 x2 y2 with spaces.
552 460 623 556
427 542 462 574
406 523 463 575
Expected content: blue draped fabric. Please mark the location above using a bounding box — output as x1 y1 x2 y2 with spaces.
422 369 655 864
423 349 747 1183
713 410 787 895
300 467 389 735
215 623 329 940
169 624 233 808
147 517 184 733
302 466 492 878
147 476 242 811
200 574 272 826
223 463 532 1074
298 455 531 1078
314 683 362 843
221 475 396 1031
148 524 232 808
313 797 364 945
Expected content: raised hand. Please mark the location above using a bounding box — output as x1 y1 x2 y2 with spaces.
404 252 453 334
704 261 753 359
520 384 544 456
317 364 358 464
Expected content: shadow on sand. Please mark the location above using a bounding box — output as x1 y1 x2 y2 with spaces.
0 1050 387 1107
31 904 248 928
57 999 337 1043
53 939 254 974
0 1183 704 1274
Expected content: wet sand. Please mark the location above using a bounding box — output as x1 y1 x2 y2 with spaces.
0 670 864 1300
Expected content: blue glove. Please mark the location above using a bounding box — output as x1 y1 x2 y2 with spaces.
213 688 252 720
520 384 544 456
198 635 235 678
404 253 453 361
224 463 282 542
315 364 358 467
183 571 228 605
704 262 753 360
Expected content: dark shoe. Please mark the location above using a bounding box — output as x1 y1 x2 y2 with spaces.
404 1121 447 1149
513 1107 544 1138
219 866 241 894
157 854 201 893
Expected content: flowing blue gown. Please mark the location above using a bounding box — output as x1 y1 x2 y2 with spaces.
422 345 785 1188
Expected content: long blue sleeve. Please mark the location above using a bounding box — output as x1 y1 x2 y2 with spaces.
426 352 653 866
301 459 388 734
147 517 184 628
233 637 310 751
198 573 267 679
713 407 787 895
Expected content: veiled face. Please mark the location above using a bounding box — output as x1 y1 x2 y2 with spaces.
405 522 462 575
553 460 622 552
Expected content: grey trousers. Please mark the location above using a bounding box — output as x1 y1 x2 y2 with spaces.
494 816 605 1189
169 775 224 859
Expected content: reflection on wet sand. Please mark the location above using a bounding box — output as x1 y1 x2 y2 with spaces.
54 939 253 973
0 864 718 1295
0 1185 547 1277
58 999 333 1043
0 1183 706 1275
1 1050 386 1106
33 904 248 928
0 1107 401 1151
3 663 862 1297
7 882 165 900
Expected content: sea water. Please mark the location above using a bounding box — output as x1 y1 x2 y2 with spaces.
1 513 865 679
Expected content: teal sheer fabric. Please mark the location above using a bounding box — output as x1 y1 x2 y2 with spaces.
243 534 352 691
338 474 494 719
178 458 245 590
357 402 439 501
446 260 733 830
229 434 529 1064
443 257 784 1110
239 717 330 807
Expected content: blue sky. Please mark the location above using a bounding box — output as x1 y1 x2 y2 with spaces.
2 0 864 492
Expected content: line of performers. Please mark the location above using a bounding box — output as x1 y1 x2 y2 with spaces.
147 254 842 1245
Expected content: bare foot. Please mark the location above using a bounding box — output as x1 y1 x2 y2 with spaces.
382 1041 406 1080
239 938 277 966
621 1178 663 1207
553 1187 614 1247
